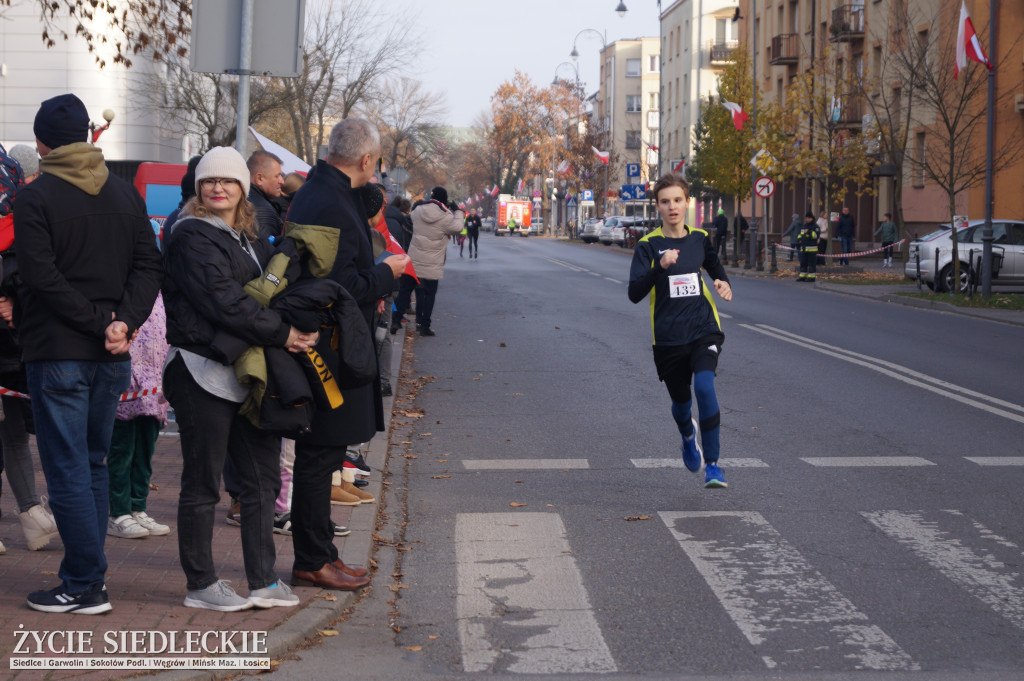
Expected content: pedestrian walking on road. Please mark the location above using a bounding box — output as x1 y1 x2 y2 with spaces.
797 212 820 282
465 209 482 258
628 174 733 489
875 212 898 267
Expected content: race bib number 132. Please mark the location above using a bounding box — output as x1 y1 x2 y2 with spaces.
668 273 700 298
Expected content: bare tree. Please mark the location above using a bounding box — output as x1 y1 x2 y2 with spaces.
361 78 448 176
278 0 412 164
907 5 1024 292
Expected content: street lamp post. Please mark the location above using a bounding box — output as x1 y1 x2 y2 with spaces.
571 28 612 217
89 109 115 143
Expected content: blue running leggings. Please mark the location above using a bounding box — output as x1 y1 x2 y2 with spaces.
670 370 721 462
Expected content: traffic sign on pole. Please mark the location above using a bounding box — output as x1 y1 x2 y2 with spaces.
754 176 775 199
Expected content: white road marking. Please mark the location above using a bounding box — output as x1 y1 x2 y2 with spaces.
660 511 918 671
801 457 935 467
631 457 768 468
456 513 617 674
604 277 623 284
588 271 602 277
461 459 590 470
964 457 1024 466
741 323 1024 425
719 312 733 319
863 510 1024 631
543 257 587 273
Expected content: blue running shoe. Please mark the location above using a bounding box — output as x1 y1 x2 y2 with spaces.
680 420 703 473
704 462 727 488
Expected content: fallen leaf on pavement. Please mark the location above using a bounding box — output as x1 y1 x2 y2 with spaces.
406 646 422 652
428 635 439 640
625 515 652 521
432 474 452 479
319 630 339 637
499 342 507 347
314 593 338 601
510 502 527 508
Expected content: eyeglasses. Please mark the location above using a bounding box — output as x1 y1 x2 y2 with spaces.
200 178 239 189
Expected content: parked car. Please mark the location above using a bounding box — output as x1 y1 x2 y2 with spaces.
580 219 603 243
530 216 544 236
905 219 1024 291
482 217 496 232
599 216 627 245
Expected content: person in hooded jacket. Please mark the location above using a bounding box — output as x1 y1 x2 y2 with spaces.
162 146 318 612
394 186 465 336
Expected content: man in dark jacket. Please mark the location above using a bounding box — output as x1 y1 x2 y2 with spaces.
385 196 412 252
13 93 162 614
837 206 856 265
247 150 285 241
712 208 729 260
285 118 409 591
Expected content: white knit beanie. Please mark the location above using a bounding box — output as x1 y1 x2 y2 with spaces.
195 146 250 197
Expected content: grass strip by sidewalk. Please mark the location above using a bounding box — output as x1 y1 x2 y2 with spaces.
897 291 1024 310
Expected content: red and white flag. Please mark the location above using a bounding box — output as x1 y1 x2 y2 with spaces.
955 1 991 78
592 146 610 164
515 178 525 195
489 185 500 197
722 100 750 131
556 159 572 175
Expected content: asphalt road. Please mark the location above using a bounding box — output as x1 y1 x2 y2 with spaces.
262 235 1024 681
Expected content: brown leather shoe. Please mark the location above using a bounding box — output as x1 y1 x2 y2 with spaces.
332 559 369 579
291 563 370 590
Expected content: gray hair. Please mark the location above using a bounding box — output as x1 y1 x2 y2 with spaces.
326 118 380 164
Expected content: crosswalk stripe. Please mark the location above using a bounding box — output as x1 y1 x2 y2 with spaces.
863 510 1024 631
964 457 1024 466
461 459 589 470
631 458 768 468
455 513 617 674
660 511 918 671
801 456 935 467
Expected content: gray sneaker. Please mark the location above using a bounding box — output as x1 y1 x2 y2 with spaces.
248 581 299 608
184 580 253 612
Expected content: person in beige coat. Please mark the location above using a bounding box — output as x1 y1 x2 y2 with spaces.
395 186 464 336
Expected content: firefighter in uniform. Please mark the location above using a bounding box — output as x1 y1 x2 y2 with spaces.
797 212 819 282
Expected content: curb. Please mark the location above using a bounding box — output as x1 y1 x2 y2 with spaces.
159 326 407 681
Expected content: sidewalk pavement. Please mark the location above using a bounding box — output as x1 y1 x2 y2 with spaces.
0 326 407 681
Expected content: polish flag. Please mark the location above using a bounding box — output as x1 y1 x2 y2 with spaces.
592 147 610 164
489 185 500 197
955 1 991 78
515 178 524 194
556 159 572 175
722 100 750 131
373 214 418 282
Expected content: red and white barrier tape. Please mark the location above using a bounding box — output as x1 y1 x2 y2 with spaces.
775 238 906 258
0 385 162 402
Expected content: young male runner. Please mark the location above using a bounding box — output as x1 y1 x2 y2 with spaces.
627 174 733 488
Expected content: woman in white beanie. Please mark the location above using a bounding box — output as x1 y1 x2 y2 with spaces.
161 147 318 611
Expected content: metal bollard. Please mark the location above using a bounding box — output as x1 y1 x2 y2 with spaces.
770 242 777 273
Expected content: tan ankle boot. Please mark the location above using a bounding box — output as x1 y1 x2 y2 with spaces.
341 481 374 504
20 504 59 551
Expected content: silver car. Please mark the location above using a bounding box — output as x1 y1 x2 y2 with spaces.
580 219 603 243
905 219 1024 292
598 217 626 245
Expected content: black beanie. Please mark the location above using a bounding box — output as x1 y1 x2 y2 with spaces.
358 183 386 220
806 211 816 220
180 155 203 201
33 94 90 150
430 186 448 204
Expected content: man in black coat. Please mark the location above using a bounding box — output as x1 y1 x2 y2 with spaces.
836 206 856 265
712 208 729 260
285 118 409 591
13 93 162 614
247 150 285 241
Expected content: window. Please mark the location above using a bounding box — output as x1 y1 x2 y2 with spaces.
649 55 659 72
715 18 737 44
649 92 660 110
626 59 642 77
626 95 642 112
626 130 642 149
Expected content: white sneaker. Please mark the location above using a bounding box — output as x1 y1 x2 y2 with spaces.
107 514 150 539
132 511 170 536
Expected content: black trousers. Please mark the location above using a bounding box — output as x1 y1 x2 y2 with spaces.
291 441 347 572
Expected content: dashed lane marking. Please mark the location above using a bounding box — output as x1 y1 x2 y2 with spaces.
801 457 935 467
631 458 768 468
964 457 1024 466
461 459 590 470
660 511 919 671
456 513 617 674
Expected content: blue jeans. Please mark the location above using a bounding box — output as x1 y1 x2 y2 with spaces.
840 236 854 265
26 360 130 593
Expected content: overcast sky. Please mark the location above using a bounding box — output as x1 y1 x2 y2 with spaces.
384 0 662 128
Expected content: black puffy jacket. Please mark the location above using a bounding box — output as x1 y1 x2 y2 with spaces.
248 186 284 241
163 215 290 359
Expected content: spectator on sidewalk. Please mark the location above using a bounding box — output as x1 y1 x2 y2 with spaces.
286 118 407 592
782 213 801 262
734 213 749 260
15 93 162 614
712 208 728 260
817 211 829 265
0 143 59 556
875 212 898 268
163 146 313 611
247 150 285 241
837 206 856 266
163 155 202 236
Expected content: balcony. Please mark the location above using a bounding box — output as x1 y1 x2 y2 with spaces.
708 40 738 66
834 95 864 127
769 33 800 65
830 5 865 42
